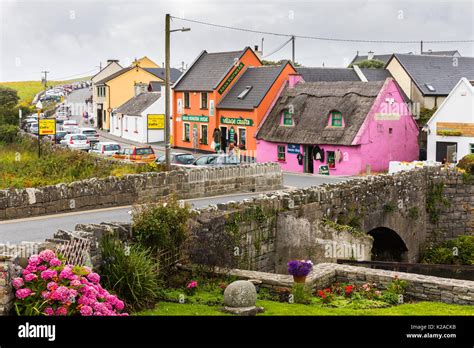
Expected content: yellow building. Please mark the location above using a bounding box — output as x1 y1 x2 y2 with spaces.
94 56 181 131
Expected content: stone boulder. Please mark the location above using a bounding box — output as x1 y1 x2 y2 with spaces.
223 280 263 316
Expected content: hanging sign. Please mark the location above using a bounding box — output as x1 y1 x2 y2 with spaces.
218 62 244 95
319 165 330 175
147 114 165 129
182 115 209 122
229 127 235 143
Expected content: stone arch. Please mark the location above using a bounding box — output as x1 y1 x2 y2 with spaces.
367 227 409 262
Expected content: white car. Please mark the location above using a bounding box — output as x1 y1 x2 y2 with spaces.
63 119 79 132
56 111 68 120
89 142 121 156
60 134 90 151
75 127 100 143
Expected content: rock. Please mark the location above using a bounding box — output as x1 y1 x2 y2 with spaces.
224 280 257 308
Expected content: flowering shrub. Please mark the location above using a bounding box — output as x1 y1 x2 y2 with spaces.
13 249 128 316
287 260 313 277
185 280 198 295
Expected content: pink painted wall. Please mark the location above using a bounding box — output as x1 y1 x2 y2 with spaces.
256 79 419 176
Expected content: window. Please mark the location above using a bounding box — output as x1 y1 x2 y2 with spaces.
184 92 190 109
201 93 208 109
134 118 138 133
330 111 343 127
124 118 128 132
183 123 190 142
470 144 474 153
237 86 253 100
200 124 208 144
388 128 393 134
327 151 335 168
277 145 286 161
238 128 246 149
282 110 293 126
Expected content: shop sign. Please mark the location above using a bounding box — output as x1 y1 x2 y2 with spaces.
39 119 56 135
319 165 330 175
220 116 253 126
182 115 209 123
218 62 244 95
147 114 165 129
287 144 300 154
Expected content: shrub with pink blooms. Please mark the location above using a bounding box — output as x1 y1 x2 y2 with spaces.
13 249 127 316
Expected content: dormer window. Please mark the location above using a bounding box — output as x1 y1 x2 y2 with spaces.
237 86 253 99
425 84 436 92
330 110 343 127
282 110 293 126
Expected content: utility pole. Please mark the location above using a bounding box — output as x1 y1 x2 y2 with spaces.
41 71 49 90
291 36 295 65
420 40 424 54
38 71 49 159
165 13 171 171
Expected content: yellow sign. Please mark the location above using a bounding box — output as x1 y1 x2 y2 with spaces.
148 114 165 129
39 119 56 135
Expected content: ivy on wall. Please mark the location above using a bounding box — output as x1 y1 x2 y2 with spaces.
426 183 451 224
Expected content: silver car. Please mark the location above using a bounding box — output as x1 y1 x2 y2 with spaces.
60 134 90 151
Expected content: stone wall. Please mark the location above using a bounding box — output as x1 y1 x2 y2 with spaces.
209 263 474 305
0 163 283 220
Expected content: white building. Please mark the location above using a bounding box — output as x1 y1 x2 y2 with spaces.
426 78 474 163
110 91 166 143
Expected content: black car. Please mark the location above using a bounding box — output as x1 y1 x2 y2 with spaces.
55 131 68 144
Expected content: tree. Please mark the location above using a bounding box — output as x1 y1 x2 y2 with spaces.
349 59 385 69
262 59 301 67
0 86 20 125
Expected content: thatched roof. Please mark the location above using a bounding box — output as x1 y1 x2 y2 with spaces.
257 80 386 146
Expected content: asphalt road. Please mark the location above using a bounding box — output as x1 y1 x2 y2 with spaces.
0 173 348 244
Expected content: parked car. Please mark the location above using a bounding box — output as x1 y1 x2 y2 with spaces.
156 153 195 166
75 127 100 143
62 119 79 132
113 146 156 163
60 134 90 151
89 142 121 156
191 154 240 166
29 122 39 134
54 131 68 144
56 111 68 120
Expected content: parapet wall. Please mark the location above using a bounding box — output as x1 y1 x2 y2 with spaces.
0 163 283 220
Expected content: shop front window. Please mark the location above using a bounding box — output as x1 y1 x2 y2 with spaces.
183 123 190 142
201 124 208 144
278 145 286 161
238 128 246 149
327 151 335 168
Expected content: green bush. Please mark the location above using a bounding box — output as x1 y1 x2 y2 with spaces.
292 284 312 304
0 124 18 143
132 198 192 255
99 235 161 311
349 59 385 69
457 154 474 174
421 235 474 265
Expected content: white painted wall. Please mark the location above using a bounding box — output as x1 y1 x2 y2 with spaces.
426 78 474 162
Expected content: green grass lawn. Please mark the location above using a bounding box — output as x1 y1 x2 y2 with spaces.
0 137 161 189
137 300 474 316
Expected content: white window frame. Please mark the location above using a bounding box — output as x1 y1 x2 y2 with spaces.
201 92 208 109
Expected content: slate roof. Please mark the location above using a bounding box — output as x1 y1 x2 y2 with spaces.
390 54 474 95
296 67 392 82
95 67 180 85
217 63 291 110
144 68 182 83
351 54 394 65
115 92 161 116
173 49 248 91
148 81 162 92
422 50 460 56
257 80 385 146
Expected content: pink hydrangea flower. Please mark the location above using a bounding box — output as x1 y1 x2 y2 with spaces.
59 266 74 280
24 273 38 282
38 249 56 262
87 272 100 283
40 269 57 280
38 265 47 272
114 300 125 311
50 286 70 302
12 277 24 289
80 305 93 316
16 288 33 299
70 279 81 287
44 307 54 316
25 264 37 273
41 291 50 300
49 258 62 267
28 255 41 265
55 306 68 316
47 281 58 291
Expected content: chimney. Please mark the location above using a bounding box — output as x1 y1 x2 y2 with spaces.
288 74 303 88
367 51 374 60
107 59 119 64
254 45 263 59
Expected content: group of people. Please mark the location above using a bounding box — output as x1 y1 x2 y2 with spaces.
82 111 94 126
211 127 245 157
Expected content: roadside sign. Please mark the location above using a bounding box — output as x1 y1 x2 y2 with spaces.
319 165 330 175
36 100 43 110
39 119 56 135
147 114 165 129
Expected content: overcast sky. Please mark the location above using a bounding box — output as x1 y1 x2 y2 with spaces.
0 0 473 82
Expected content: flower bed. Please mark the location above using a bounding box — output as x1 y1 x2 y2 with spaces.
12 250 127 316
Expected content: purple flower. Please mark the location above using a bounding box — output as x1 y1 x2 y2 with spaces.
287 259 313 277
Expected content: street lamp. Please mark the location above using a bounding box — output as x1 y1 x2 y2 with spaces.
165 14 191 171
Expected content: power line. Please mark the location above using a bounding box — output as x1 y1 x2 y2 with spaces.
261 37 293 59
171 16 474 44
49 68 98 81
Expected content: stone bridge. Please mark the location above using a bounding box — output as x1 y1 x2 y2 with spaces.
189 166 474 272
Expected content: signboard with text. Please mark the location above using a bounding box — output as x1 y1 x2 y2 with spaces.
182 115 209 123
319 165 330 175
147 114 165 129
220 116 254 126
218 62 244 95
39 119 56 135
287 144 300 154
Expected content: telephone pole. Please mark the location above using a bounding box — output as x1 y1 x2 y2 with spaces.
420 40 424 54
41 71 49 91
291 36 295 64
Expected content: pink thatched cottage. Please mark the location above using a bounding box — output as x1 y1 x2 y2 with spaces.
256 77 419 175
